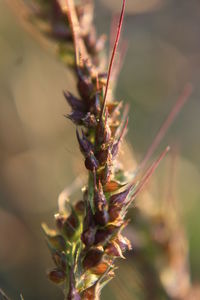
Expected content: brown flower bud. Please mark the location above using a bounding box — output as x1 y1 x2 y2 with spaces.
96 147 109 166
99 163 112 185
75 200 85 215
48 268 66 284
52 251 67 270
83 248 104 270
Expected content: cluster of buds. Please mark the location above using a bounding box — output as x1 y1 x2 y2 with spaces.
31 0 106 68
41 0 170 299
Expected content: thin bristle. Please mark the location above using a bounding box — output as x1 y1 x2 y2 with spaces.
101 0 126 118
138 83 193 172
132 146 170 200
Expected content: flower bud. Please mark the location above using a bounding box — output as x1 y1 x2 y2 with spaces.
108 205 121 223
77 76 93 103
96 147 109 166
64 91 86 112
81 227 96 247
109 185 133 207
85 152 99 170
76 129 93 156
75 200 85 215
47 268 66 284
52 251 67 270
83 248 104 270
94 180 106 211
105 241 125 258
94 226 116 245
116 234 132 252
99 163 112 185
67 110 86 125
94 209 109 226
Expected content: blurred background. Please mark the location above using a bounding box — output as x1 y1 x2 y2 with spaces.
0 0 200 299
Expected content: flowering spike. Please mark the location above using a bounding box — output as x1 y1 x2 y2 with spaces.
40 0 173 298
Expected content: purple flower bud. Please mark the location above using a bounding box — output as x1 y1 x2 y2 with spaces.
109 185 133 207
85 152 99 171
94 209 109 226
67 110 86 125
94 180 107 211
76 129 93 156
96 115 111 145
81 227 96 247
63 91 86 112
94 226 116 245
77 75 93 103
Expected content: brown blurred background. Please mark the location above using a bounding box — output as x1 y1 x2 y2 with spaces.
0 0 200 299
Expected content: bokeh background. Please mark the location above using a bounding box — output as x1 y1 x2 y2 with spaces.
0 0 200 299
